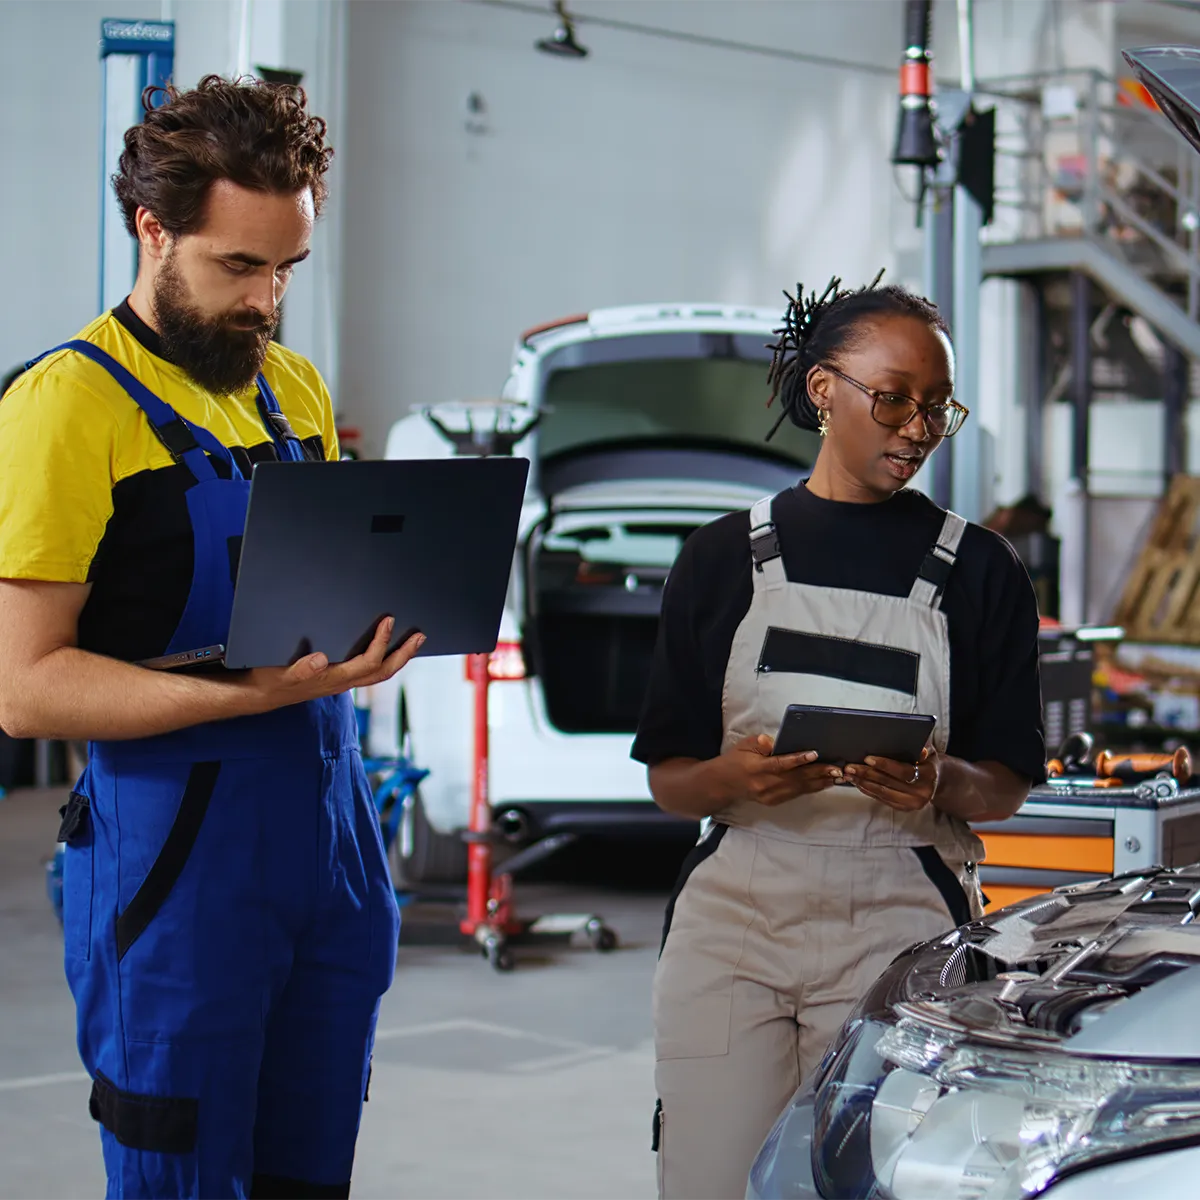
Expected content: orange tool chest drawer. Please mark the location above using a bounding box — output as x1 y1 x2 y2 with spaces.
971 811 1116 913
971 784 1200 914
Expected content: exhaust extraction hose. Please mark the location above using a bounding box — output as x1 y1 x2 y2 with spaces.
892 0 939 167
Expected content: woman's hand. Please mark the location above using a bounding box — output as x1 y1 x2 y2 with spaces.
844 745 939 812
719 734 844 807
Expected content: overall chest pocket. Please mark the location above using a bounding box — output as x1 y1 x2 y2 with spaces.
756 628 920 698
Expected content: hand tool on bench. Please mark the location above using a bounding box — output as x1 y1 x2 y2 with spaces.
1096 746 1193 784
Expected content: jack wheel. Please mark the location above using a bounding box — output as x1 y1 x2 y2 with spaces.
587 920 617 952
482 932 514 972
489 944 514 972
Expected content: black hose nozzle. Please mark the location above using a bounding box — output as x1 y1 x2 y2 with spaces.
892 0 939 168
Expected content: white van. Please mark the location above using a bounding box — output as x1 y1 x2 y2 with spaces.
367 303 818 883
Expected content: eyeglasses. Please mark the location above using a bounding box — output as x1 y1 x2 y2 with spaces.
823 365 970 438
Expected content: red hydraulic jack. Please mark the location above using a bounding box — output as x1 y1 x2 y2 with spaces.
460 651 618 972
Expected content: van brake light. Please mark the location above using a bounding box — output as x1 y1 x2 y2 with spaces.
487 641 526 681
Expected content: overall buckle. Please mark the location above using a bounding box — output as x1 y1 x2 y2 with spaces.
749 526 781 569
56 791 90 843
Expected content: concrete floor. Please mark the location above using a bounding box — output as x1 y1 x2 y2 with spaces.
0 788 688 1199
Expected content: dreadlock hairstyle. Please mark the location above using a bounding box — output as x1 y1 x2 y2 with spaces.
764 271 949 440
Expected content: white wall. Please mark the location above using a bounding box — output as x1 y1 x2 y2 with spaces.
3 1 165 377
0 0 344 388
276 0 348 392
970 0 1123 517
940 0 1119 83
1115 2 1200 74
1043 398 1200 623
4 0 1192 469
337 0 938 456
1009 1 1200 621
335 0 1144 458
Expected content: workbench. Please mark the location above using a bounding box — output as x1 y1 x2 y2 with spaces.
972 777 1200 910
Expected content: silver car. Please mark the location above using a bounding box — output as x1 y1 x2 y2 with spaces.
748 865 1200 1198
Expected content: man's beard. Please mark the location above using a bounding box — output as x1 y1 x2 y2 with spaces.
153 255 280 394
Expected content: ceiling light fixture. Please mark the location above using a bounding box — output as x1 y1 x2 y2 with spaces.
536 1 588 59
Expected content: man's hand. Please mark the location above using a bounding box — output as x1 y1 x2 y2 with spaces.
718 734 844 807
844 745 939 812
242 617 423 712
0 579 425 741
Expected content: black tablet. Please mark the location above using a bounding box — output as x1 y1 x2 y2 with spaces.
772 704 936 767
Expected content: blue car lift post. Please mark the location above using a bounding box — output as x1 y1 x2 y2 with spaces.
364 651 618 972
47 19 177 927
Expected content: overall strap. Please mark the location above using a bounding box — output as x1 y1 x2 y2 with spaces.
748 494 787 591
29 341 240 483
254 374 307 463
909 510 967 609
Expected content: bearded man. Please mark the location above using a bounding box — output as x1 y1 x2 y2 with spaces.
0 76 419 1200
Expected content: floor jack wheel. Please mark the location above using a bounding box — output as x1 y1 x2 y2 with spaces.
456 655 621 973
586 917 618 952
482 930 514 972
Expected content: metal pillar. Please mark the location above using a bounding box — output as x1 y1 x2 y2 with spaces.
1190 154 1200 321
1061 271 1092 626
924 188 955 509
100 19 175 314
909 0 987 522
1024 283 1046 502
1071 273 1092 485
951 181 983 522
948 0 982 524
1163 341 1189 485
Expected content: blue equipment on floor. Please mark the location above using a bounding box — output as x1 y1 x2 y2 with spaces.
44 700 618 974
48 843 64 925
43 721 427 928
363 752 429 908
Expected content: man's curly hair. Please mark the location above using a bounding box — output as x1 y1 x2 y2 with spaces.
113 74 333 237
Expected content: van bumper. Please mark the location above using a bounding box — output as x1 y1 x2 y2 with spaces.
490 799 699 842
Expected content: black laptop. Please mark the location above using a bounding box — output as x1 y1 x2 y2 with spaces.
140 457 530 670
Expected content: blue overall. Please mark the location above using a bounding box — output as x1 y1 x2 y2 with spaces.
42 341 400 1199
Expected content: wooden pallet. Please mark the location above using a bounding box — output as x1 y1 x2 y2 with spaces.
1114 476 1200 645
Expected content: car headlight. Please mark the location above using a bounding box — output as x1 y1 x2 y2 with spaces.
811 1004 1200 1199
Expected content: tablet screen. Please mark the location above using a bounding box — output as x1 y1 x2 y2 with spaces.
773 704 935 766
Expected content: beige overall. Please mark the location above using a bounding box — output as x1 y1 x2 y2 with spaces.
652 494 985 1200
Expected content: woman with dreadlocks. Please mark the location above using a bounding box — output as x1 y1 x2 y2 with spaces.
633 273 1045 1199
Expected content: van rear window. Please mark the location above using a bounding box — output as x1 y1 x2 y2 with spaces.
537 338 811 468
537 340 814 465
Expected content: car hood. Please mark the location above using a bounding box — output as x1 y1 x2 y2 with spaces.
1123 46 1200 156
858 863 1200 1060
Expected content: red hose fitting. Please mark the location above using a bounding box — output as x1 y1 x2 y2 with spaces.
899 59 931 98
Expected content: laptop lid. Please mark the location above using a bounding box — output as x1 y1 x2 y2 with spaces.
1122 45 1200 155
224 457 530 669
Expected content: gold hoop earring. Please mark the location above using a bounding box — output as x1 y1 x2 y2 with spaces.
817 408 831 438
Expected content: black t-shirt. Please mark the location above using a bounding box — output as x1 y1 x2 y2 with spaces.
631 483 1046 783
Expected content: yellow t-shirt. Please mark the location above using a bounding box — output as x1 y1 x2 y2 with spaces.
0 303 339 660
